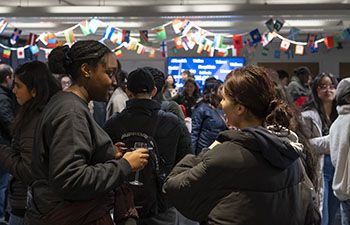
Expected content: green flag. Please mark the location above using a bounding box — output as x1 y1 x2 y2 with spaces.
156 27 167 41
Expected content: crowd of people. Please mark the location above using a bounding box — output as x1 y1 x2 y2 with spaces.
0 40 349 225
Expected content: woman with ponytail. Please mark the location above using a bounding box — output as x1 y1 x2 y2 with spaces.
163 65 313 225
26 41 149 225
0 61 60 224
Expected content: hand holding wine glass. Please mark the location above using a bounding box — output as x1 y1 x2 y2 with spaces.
122 144 149 172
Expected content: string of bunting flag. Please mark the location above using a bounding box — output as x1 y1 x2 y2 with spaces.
0 17 349 60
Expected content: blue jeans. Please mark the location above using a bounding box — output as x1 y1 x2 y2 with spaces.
321 155 340 225
0 169 9 222
341 201 350 225
9 214 25 225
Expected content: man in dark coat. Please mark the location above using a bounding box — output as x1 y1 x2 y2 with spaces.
0 64 16 223
104 68 191 225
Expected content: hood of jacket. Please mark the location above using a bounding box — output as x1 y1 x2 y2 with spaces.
217 126 301 170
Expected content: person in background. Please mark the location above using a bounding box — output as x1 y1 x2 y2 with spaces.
191 77 227 155
104 68 191 225
106 70 129 120
329 78 350 225
0 61 61 225
287 66 312 107
173 78 200 118
181 70 194 84
164 75 178 100
59 74 72 90
302 73 339 225
26 41 148 225
0 64 16 224
277 69 290 89
163 65 312 225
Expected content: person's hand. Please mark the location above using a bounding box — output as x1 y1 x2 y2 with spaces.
123 148 149 172
114 142 127 159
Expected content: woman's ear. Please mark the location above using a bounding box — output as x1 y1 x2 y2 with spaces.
81 63 91 79
30 88 36 98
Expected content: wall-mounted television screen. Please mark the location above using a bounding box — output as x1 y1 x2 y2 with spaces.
167 57 245 89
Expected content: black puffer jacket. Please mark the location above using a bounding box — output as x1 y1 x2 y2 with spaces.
163 127 310 225
0 85 17 145
0 112 41 217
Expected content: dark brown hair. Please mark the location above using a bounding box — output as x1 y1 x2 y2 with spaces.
224 65 293 129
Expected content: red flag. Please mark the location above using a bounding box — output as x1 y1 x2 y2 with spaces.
174 37 183 49
232 35 243 49
27 33 38 46
324 36 334 49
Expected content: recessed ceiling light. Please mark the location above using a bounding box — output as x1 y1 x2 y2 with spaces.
10 22 57 28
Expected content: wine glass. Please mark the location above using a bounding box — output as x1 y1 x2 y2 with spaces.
129 142 147 186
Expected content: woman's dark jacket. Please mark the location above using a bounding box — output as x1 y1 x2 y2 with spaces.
163 127 311 225
191 103 227 154
0 112 40 217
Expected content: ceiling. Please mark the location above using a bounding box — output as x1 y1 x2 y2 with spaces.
0 0 349 43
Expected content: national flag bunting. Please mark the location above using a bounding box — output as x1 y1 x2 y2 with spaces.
324 36 334 49
17 47 25 59
307 34 316 48
310 43 319 53
249 29 262 44
10 28 22 45
174 37 183 49
274 19 284 31
79 20 91 36
115 49 122 58
110 31 123 45
30 45 39 55
2 49 11 59
172 19 183 34
197 44 204 54
64 30 76 46
148 48 156 58
288 27 300 41
261 47 269 56
136 45 145 55
274 50 281 59
156 27 167 41
295 45 304 55
160 41 167 58
27 33 38 46
122 30 130 43
261 32 274 47
47 33 57 48
0 19 8 34
89 18 101 34
265 18 275 32
181 20 192 35
232 35 243 49
342 28 350 42
280 39 290 51
139 30 148 44
204 39 213 52
103 26 115 40
214 35 224 48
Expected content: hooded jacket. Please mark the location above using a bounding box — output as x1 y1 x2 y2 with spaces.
163 126 309 225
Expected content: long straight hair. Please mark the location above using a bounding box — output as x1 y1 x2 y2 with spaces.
12 61 61 132
303 73 338 135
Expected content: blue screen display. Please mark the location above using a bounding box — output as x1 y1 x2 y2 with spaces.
167 57 245 88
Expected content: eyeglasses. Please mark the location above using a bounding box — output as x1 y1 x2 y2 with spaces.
318 84 336 91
